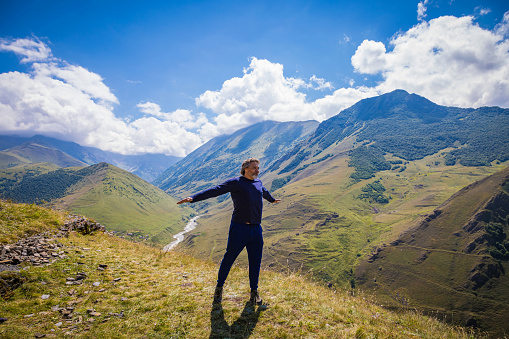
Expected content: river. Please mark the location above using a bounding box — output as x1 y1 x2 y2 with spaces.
162 216 200 252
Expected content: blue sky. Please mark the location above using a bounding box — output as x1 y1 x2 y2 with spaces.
1 0 508 156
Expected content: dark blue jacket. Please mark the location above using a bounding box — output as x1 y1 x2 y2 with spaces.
190 176 276 224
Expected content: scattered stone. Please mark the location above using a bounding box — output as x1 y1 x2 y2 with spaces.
113 278 121 282
61 216 105 235
109 310 124 318
0 215 104 274
93 282 100 287
41 294 50 300
34 333 46 338
24 314 35 318
55 322 62 327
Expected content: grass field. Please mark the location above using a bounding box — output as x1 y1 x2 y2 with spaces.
0 201 484 338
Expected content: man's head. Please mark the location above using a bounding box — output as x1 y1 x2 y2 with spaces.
241 158 260 180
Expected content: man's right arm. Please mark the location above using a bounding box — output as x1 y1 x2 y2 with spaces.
176 197 193 204
176 179 235 204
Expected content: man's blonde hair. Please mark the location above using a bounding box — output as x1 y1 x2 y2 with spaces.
240 158 260 175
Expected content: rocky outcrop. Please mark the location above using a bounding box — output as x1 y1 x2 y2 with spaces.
0 215 104 270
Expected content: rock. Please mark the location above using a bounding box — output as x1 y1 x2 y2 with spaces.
41 294 50 300
93 282 100 287
34 333 46 338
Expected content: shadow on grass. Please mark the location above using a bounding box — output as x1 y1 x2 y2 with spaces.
209 301 267 338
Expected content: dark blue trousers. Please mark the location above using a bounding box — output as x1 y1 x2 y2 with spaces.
217 221 263 291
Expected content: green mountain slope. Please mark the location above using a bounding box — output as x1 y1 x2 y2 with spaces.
355 167 509 337
0 201 480 338
154 120 318 198
162 90 509 336
0 163 189 245
268 89 509 182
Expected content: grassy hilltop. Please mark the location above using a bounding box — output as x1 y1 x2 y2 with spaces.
0 162 190 245
0 200 481 338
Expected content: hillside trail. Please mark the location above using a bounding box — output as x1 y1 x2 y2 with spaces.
399 244 487 257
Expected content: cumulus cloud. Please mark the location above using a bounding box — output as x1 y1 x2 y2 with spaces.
495 11 509 37
0 37 52 63
137 102 209 130
195 57 372 137
0 37 203 157
351 40 387 74
352 14 509 108
417 0 429 22
2 11 509 157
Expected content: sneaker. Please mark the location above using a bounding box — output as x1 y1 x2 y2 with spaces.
249 290 262 305
213 286 223 303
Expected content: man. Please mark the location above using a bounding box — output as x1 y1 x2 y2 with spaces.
177 158 281 304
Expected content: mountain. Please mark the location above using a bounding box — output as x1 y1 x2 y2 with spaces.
161 90 509 335
268 89 509 184
0 162 189 245
154 120 319 198
355 167 509 337
0 135 181 182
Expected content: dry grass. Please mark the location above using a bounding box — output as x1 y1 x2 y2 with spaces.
0 200 65 243
1 213 482 338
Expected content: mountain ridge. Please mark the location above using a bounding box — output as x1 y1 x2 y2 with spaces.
0 134 181 182
154 119 319 198
0 162 188 245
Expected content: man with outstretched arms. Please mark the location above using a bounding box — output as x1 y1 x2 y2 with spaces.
177 158 281 304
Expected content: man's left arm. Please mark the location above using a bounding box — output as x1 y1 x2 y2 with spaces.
262 186 281 204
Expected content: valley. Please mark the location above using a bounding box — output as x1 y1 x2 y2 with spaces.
1 90 508 336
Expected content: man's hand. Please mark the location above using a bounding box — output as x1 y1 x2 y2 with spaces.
177 197 193 204
272 199 282 204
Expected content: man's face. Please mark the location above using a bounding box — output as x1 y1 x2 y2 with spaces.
244 162 259 180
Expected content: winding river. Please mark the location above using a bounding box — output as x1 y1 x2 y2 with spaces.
162 216 200 252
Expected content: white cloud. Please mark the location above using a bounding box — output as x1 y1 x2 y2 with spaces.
33 62 118 107
195 57 370 137
475 7 491 16
137 102 209 130
2 12 509 158
0 37 52 63
0 38 202 157
495 11 509 37
351 40 387 74
352 15 509 108
341 34 351 44
417 0 430 21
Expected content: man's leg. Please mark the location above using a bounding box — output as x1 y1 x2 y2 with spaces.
217 222 248 287
246 224 264 293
